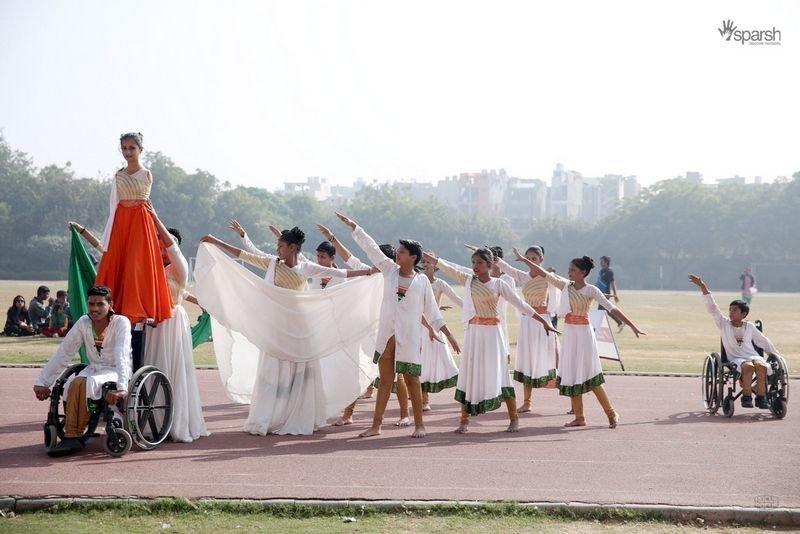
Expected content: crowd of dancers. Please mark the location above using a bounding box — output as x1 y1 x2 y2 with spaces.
34 132 782 453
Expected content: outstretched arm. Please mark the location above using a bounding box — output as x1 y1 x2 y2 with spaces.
422 251 470 285
201 234 272 270
689 274 726 330
336 213 394 273
68 221 102 252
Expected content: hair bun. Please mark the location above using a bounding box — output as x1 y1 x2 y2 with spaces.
582 256 594 268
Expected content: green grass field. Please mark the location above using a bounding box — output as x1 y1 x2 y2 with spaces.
2 280 797 375
0 502 777 533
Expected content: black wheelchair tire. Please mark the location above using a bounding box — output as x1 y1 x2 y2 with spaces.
43 424 58 449
104 428 133 458
722 396 734 418
771 397 787 419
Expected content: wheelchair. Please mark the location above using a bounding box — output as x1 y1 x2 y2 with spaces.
701 320 789 419
43 363 174 457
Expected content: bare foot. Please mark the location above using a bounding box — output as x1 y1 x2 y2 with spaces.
455 423 469 434
422 404 431 412
395 416 411 427
360 386 375 399
358 426 381 437
517 403 532 414
411 426 427 438
564 418 586 427
607 410 619 429
333 416 353 426
506 419 520 432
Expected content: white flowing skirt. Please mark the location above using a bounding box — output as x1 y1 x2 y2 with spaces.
420 330 459 393
557 323 604 396
244 354 330 435
144 305 210 442
455 323 515 415
514 313 558 388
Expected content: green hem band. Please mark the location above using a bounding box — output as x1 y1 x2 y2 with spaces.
513 369 557 388
557 373 605 396
454 387 515 416
421 374 458 393
395 361 422 377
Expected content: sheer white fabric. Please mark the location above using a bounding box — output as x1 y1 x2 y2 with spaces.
193 244 381 434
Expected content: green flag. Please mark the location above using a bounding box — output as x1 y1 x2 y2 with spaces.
67 227 97 364
191 310 212 348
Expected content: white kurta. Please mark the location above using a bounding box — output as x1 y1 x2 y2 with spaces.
703 293 778 375
419 278 461 392
194 244 381 435
351 226 445 376
144 243 210 442
498 272 515 358
35 315 132 400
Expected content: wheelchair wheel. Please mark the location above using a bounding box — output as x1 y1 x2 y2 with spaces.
702 354 720 413
43 424 58 449
125 366 173 450
771 398 787 419
722 395 735 418
104 428 132 457
767 353 789 419
46 363 88 440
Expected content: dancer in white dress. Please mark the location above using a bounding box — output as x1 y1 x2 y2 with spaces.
420 256 462 410
424 248 557 433
143 208 209 442
336 212 460 438
199 227 373 435
513 250 644 428
495 245 558 413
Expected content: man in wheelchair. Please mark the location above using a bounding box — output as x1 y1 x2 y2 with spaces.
32 285 132 456
689 274 782 409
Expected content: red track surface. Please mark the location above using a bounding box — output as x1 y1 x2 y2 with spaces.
1 368 797 507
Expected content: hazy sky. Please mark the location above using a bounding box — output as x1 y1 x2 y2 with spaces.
1 1 798 189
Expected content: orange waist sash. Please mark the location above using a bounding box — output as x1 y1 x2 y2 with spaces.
564 313 589 325
469 316 501 326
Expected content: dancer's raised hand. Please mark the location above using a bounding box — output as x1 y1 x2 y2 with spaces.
335 212 357 230
199 234 218 244
228 219 246 238
688 274 704 287
463 243 478 252
316 224 334 241
512 247 525 261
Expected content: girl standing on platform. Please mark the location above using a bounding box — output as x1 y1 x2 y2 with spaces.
424 248 557 433
512 250 645 428
96 132 173 325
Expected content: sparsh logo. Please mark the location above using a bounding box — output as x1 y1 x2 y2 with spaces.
718 19 781 45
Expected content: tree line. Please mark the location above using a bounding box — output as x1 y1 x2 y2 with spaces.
1 134 798 291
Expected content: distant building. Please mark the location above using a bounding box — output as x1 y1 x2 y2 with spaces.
283 176 331 201
505 177 546 231
717 175 746 186
685 171 703 184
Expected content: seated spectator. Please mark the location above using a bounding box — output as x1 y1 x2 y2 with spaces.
4 295 35 336
55 290 73 325
28 285 53 332
41 303 70 337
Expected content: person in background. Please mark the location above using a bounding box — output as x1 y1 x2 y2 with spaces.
41 302 70 337
740 267 757 305
5 295 35 336
28 285 53 333
55 290 73 326
596 256 624 333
